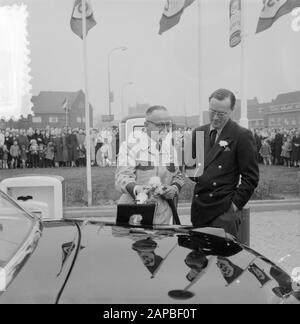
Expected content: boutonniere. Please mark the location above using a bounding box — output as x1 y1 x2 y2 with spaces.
219 140 229 148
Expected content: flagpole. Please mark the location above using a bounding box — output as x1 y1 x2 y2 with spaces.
197 0 203 126
82 0 92 206
240 0 248 128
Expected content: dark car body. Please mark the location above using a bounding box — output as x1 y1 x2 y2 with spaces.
0 191 299 304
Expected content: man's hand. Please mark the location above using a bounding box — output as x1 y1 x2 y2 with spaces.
162 185 179 200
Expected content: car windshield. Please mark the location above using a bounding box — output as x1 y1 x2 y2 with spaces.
0 191 35 268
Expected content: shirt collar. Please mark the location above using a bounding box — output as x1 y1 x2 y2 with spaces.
210 119 230 136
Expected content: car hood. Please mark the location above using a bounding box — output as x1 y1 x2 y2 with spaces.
1 220 299 304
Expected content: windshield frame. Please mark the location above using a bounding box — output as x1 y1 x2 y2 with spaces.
0 189 42 294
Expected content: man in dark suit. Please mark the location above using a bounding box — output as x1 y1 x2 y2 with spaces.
191 89 259 238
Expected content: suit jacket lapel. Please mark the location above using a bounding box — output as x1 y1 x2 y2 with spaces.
204 119 234 169
204 125 211 161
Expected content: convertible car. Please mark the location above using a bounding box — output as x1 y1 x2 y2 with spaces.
0 190 299 304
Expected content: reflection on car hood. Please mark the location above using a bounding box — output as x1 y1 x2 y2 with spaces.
1 220 299 304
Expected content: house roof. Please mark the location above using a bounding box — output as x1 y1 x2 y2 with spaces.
271 91 300 105
31 90 91 114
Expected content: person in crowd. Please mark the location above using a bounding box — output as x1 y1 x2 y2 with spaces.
0 144 3 168
292 131 300 167
77 128 86 147
274 130 284 165
191 89 259 238
259 139 272 166
53 128 63 167
33 129 44 146
27 128 34 143
4 131 13 150
18 129 29 151
281 137 292 168
9 140 20 169
2 144 9 169
29 139 39 168
43 131 52 146
78 143 86 167
61 131 69 167
90 129 97 166
254 129 262 164
38 143 45 168
100 138 111 167
0 129 5 148
67 128 79 167
20 145 28 168
45 142 55 168
95 130 104 166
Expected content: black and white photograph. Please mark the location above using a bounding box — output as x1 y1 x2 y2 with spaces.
0 0 300 307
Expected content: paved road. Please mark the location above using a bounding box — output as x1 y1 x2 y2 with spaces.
250 210 300 275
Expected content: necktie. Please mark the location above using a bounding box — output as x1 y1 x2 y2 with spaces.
156 138 162 152
210 129 217 148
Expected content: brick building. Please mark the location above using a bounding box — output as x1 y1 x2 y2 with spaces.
31 90 93 129
264 91 300 128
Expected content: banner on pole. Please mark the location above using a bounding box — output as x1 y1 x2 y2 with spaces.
159 0 196 35
256 0 300 33
229 0 241 48
70 0 97 39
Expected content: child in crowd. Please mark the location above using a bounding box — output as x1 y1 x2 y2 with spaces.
77 144 86 167
281 137 292 168
0 146 3 168
259 140 272 166
2 145 9 169
29 139 39 168
9 140 20 169
20 145 28 168
100 139 111 167
45 142 55 168
38 143 45 168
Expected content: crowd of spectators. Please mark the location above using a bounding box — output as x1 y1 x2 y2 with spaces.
0 126 119 169
1 124 299 170
253 128 300 168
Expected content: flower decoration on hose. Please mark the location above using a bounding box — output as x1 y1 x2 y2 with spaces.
135 176 169 205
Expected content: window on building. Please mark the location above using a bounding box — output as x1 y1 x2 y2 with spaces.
32 116 41 123
49 116 58 123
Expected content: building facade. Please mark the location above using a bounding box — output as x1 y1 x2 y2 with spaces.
31 90 93 129
264 91 300 129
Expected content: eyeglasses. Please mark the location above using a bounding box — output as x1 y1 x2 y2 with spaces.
146 120 173 130
209 109 229 118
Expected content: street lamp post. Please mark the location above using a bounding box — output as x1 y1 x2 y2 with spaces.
121 82 133 120
107 46 128 118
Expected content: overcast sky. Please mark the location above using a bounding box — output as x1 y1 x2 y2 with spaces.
2 0 300 119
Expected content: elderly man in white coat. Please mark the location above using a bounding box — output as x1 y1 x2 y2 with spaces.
115 106 185 225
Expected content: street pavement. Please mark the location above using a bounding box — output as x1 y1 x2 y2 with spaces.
250 210 300 275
